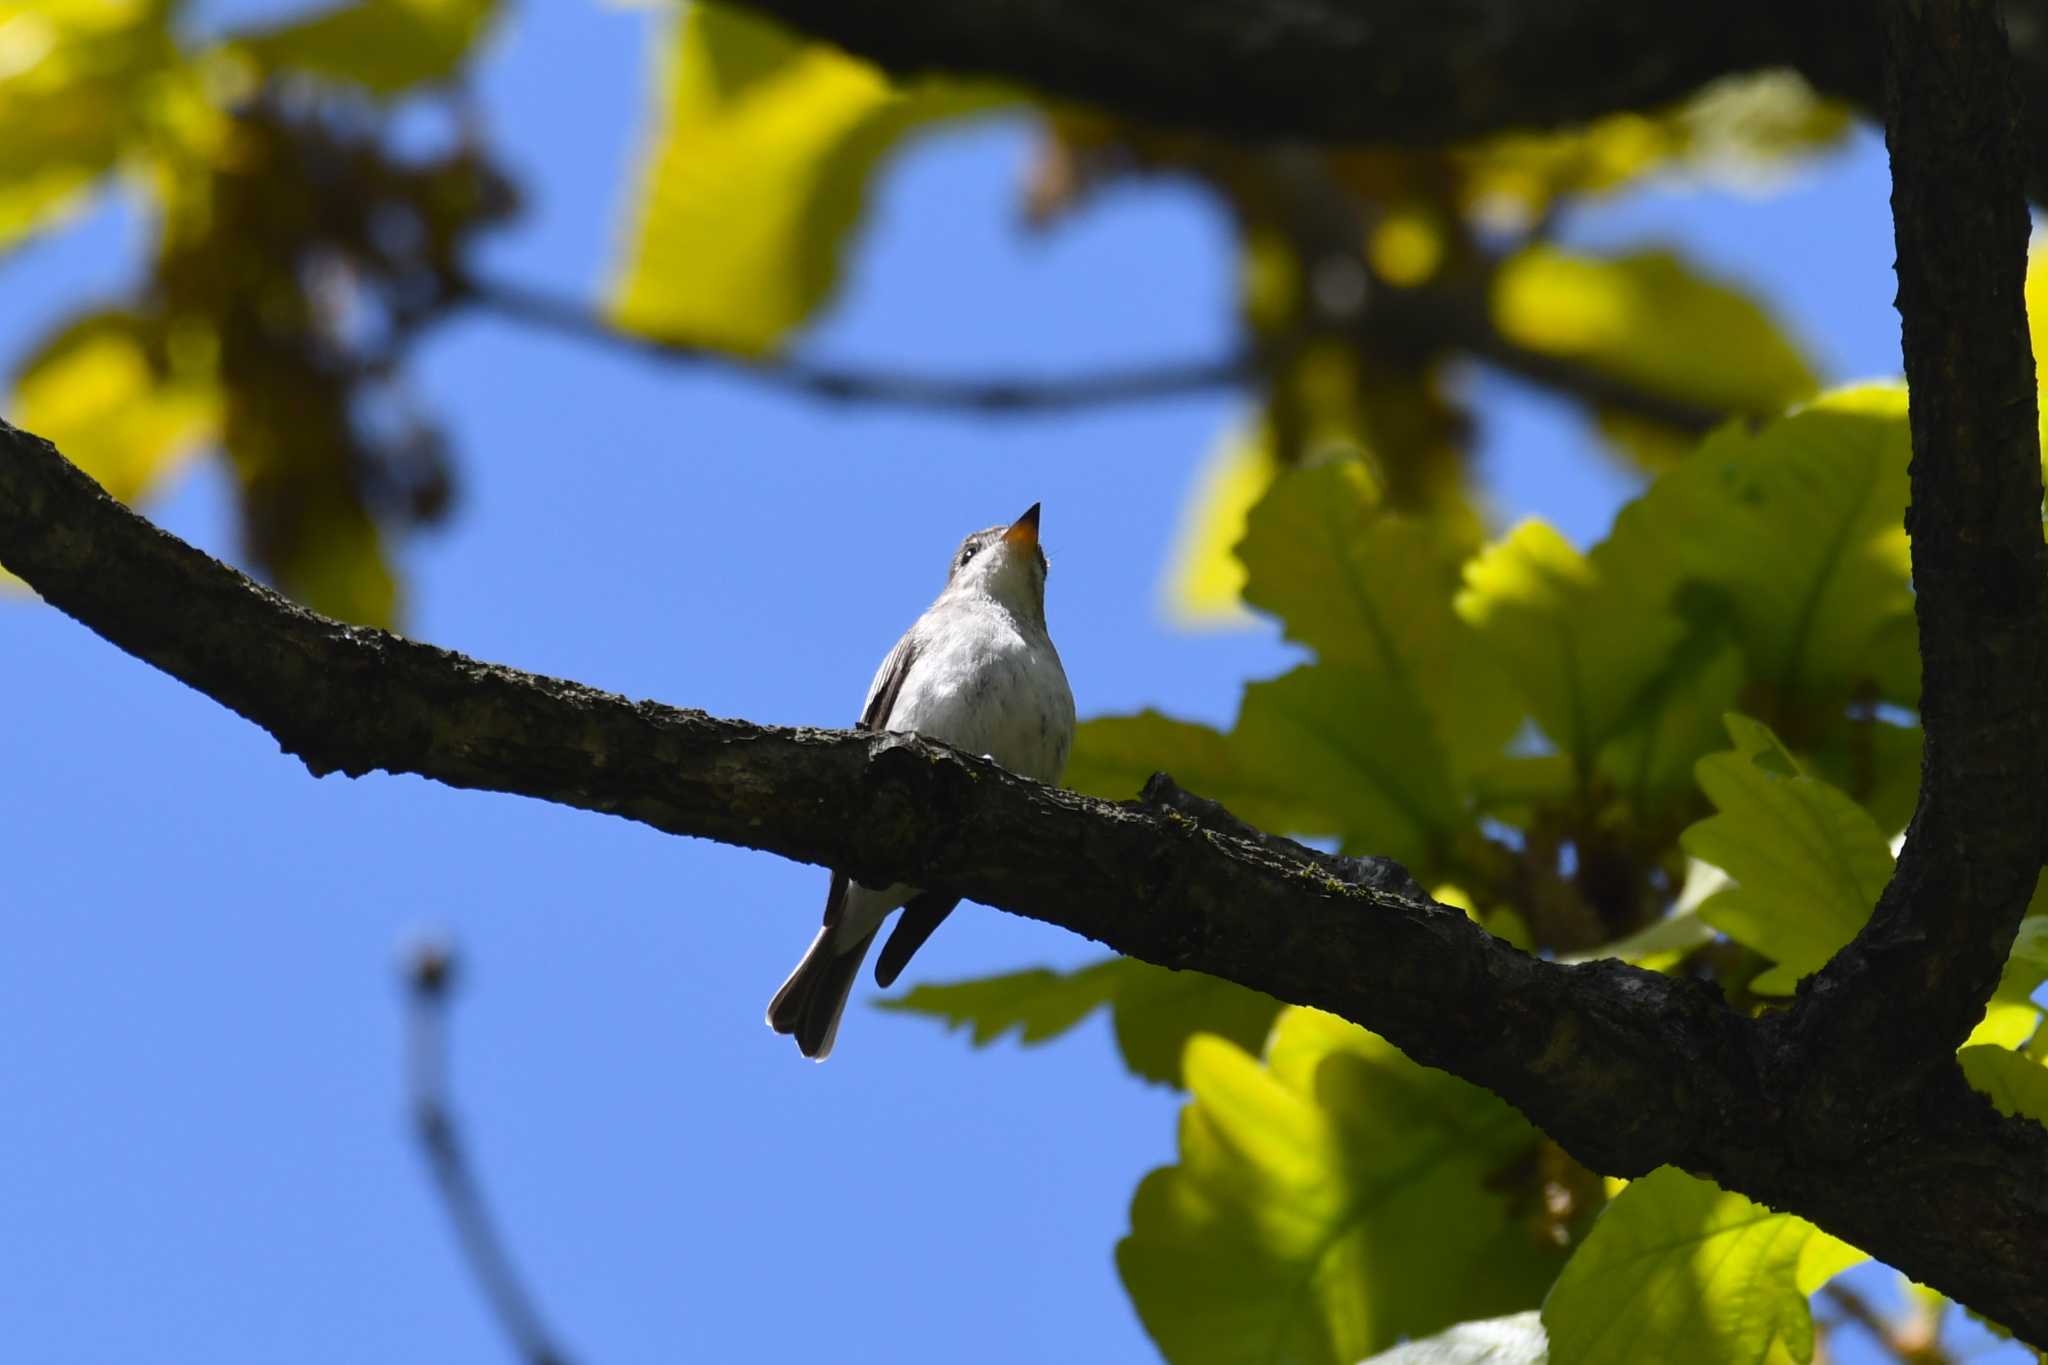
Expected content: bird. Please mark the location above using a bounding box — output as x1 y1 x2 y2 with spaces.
767 502 1075 1060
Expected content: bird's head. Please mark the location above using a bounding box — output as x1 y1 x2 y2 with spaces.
944 502 1050 625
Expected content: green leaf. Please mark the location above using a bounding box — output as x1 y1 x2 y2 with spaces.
1959 1044 2048 1123
1456 518 1741 803
0 0 180 249
1491 247 1816 428
1968 906 2048 1048
878 957 1282 1087
1119 1010 1562 1364
1541 1167 1863 1365
226 0 502 96
1238 458 1521 784
1161 420 1278 626
1599 386 1916 713
1681 714 1892 993
1358 1311 1548 1365
876 960 1121 1046
1064 709 1325 837
1234 665 1463 868
12 310 217 504
610 3 1006 356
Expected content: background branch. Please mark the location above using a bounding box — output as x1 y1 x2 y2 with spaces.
404 937 576 1365
470 274 1733 434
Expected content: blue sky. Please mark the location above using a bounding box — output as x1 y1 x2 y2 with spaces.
0 3 2023 1362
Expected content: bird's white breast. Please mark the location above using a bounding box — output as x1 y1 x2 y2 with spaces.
887 605 1074 784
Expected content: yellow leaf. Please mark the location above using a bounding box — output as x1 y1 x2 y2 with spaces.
1160 420 1278 626
12 311 217 505
610 3 1006 356
1492 246 1816 422
0 0 180 247
224 0 502 95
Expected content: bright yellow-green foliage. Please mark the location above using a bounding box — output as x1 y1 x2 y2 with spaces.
1493 247 1817 419
13 310 217 504
1960 1044 2048 1122
610 4 1005 355
879 959 1281 1087
1682 715 1895 994
914 386 2038 1358
1119 1011 1567 1364
1541 1167 1864 1365
225 0 502 95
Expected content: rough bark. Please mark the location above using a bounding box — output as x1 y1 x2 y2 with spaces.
5 0 2048 1346
728 0 2048 207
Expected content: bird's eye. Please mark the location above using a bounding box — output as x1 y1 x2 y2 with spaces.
959 546 978 568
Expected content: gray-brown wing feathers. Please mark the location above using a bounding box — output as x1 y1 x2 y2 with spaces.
820 634 919 932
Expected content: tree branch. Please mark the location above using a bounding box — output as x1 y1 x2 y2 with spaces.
470 274 1732 435
724 0 1829 145
5 404 2048 1339
403 939 575 1365
725 0 2048 209
468 276 1262 414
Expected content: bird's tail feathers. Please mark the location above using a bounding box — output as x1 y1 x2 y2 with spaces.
766 925 875 1061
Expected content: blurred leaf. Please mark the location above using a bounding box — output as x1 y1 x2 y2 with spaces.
1601 385 1917 714
1239 459 1520 783
1359 1311 1548 1365
1162 420 1279 625
276 497 400 627
1960 1044 2048 1123
1119 1010 1562 1364
0 0 181 249
226 0 501 95
1492 247 1815 429
1456 72 1849 221
1681 714 1892 993
879 956 1282 1087
1541 1166 1862 1365
11 310 217 504
611 3 1005 356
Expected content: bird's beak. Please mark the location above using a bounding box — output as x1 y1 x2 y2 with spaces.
1003 502 1042 548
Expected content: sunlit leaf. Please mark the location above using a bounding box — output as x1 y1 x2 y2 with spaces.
1119 1010 1562 1364
1541 1167 1864 1365
226 0 502 95
11 310 217 504
1064 709 1330 838
1681 714 1891 993
1968 905 2048 1048
1161 420 1278 625
1600 386 1917 713
1456 72 1849 222
0 0 181 249
1239 459 1520 784
611 3 1005 356
1959 1044 2048 1123
879 956 1282 1087
1492 247 1815 434
1457 518 1739 804
1234 665 1462 868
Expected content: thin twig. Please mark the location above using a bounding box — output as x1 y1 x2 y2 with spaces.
404 938 577 1365
467 275 1260 413
468 273 1739 437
